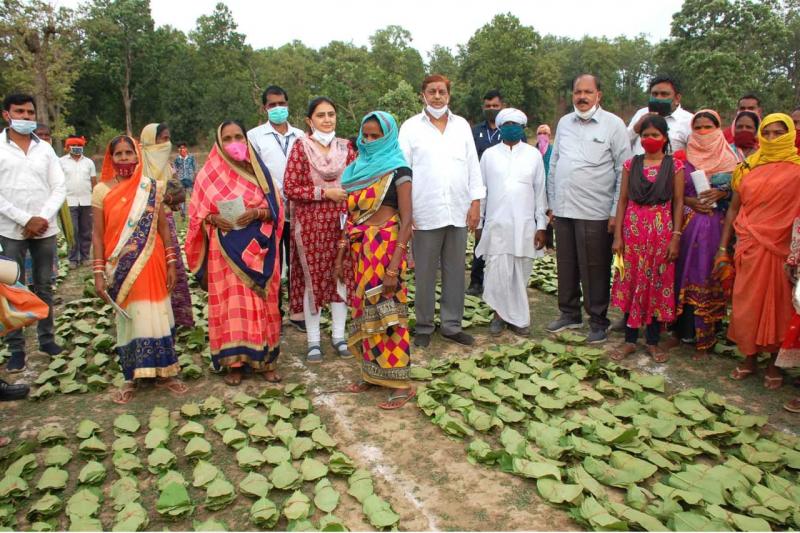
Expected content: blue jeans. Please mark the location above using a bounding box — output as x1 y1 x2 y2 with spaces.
0 235 56 352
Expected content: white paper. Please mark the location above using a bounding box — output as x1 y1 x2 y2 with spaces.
336 279 348 301
690 169 717 208
217 196 246 229
0 258 20 285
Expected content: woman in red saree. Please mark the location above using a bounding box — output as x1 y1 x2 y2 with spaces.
186 121 284 385
91 135 186 404
716 113 800 389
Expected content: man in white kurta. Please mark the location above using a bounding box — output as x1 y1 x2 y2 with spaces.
476 109 548 336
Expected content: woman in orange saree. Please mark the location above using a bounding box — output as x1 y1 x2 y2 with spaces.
91 135 186 404
716 113 800 390
185 121 284 386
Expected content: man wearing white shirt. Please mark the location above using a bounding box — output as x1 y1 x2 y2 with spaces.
247 85 306 331
399 74 485 347
59 135 96 268
627 75 693 155
0 93 66 372
476 108 547 337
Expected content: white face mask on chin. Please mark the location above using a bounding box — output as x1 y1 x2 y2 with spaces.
312 129 336 147
424 96 449 119
574 104 599 121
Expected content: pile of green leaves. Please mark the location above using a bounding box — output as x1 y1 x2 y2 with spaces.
414 339 800 531
2 386 401 531
528 255 557 295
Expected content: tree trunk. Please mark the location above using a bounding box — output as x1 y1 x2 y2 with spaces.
122 47 133 136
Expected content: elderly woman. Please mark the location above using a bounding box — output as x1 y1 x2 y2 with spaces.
477 109 548 337
186 121 284 385
669 110 738 360
718 113 800 389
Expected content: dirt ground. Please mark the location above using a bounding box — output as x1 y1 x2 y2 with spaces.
1 265 797 531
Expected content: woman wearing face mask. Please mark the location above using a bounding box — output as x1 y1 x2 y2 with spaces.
667 110 738 360
140 123 194 330
536 124 555 249
716 114 800 390
335 111 415 409
186 121 284 386
91 135 185 404
730 111 760 161
284 97 357 363
611 115 685 363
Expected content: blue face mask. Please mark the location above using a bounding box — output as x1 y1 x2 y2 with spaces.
10 119 37 135
267 106 289 125
500 123 525 142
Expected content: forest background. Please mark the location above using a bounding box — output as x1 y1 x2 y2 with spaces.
1 0 800 153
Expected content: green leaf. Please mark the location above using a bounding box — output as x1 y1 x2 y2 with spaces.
191 460 220 488
283 490 311 521
232 391 258 407
35 467 68 492
26 494 63 520
270 462 302 490
496 404 526 423
222 428 248 450
37 424 67 446
77 461 106 485
301 457 328 481
110 477 140 511
155 482 193 518
113 414 140 435
237 446 266 470
575 496 626 530
269 401 293 420
471 384 502 404
328 451 356 476
111 436 138 454
298 414 322 433
536 478 582 504
239 472 272 499
67 488 101 518
204 477 236 511
409 367 433 380
512 457 561 480
212 414 236 435
112 451 142 474
315 481 341 513
144 428 169 450
200 396 225 416
347 470 374 503
192 518 227 532
43 445 72 467
147 447 177 474
177 421 204 442
0 475 29 501
237 406 268 429
250 498 279 528
362 494 400 528
264 445 291 465
312 428 337 449
607 501 667 532
290 436 316 459
180 402 202 419
76 419 102 440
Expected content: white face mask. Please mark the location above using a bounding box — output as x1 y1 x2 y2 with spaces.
424 96 449 120
312 129 336 147
574 104 599 121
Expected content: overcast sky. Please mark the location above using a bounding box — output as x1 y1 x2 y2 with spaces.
57 0 685 55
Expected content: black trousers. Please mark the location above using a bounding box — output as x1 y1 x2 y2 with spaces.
624 313 661 345
554 217 612 330
279 220 291 317
470 230 485 287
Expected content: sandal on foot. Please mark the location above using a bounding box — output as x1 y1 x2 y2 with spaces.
730 366 756 380
378 388 416 410
0 436 10 447
261 370 282 383
783 397 800 413
647 345 669 363
156 378 189 395
306 345 323 364
111 384 136 405
224 370 243 386
346 381 373 393
332 339 352 359
610 343 637 362
764 374 783 390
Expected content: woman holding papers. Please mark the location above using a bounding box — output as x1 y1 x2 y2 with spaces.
186 121 284 386
91 135 186 404
669 110 737 360
284 97 356 363
717 113 800 389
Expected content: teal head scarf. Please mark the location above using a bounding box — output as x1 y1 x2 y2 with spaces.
341 111 408 193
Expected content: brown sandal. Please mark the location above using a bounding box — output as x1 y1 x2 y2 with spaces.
224 369 243 386
764 374 783 390
647 345 669 363
610 343 637 362
378 388 416 410
731 366 756 380
156 378 189 395
261 370 282 383
783 397 800 413
111 383 137 405
346 381 373 393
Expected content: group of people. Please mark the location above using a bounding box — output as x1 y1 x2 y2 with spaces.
1 70 800 413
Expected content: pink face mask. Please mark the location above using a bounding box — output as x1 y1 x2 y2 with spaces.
224 141 249 162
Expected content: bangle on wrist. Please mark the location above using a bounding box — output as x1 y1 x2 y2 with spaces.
385 268 399 277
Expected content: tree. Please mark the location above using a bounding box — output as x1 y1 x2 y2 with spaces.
426 45 460 82
369 26 425 90
377 80 420 125
83 0 157 135
0 0 82 139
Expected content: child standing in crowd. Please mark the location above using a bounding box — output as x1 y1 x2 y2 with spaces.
611 115 685 363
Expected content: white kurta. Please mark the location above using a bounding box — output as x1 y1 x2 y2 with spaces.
476 142 548 327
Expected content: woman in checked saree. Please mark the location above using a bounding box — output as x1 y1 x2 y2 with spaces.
91 135 187 404
186 121 284 386
335 111 415 409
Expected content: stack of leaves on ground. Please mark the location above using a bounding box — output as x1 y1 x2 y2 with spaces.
413 337 800 531
0 384 401 531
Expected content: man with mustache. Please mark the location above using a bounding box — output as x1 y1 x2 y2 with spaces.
547 74 631 344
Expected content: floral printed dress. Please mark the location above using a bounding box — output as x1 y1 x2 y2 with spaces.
612 158 683 329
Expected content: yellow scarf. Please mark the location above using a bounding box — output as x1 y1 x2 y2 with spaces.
732 113 800 191
139 123 173 183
